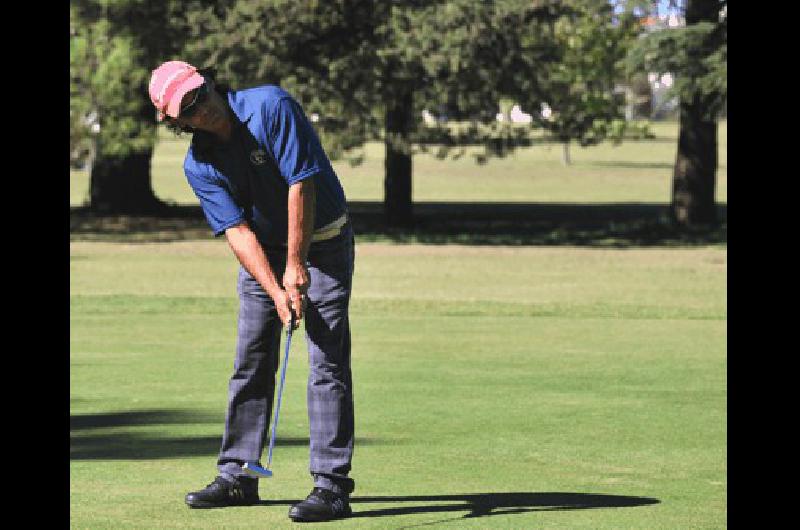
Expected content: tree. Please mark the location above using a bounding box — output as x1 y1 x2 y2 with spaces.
187 0 645 226
626 0 727 226
71 1 161 213
503 0 644 166
71 1 159 212
70 0 233 213
70 0 656 222
184 0 446 226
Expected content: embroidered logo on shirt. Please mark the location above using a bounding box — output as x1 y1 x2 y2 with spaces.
250 149 268 166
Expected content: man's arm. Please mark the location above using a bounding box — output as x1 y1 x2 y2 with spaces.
225 222 295 328
283 176 316 323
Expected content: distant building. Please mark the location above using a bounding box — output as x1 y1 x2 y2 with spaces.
496 104 532 124
421 109 438 126
649 72 678 119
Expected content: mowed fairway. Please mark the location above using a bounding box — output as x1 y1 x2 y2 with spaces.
70 120 727 206
70 239 726 528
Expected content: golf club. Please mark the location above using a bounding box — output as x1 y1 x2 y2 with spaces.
243 312 295 479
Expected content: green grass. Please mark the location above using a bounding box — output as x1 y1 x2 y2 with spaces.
70 241 726 529
70 117 726 527
70 119 727 207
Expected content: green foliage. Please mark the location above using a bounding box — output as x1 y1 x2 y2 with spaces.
625 2 727 119
70 0 224 165
183 0 644 165
183 0 383 163
70 3 155 162
392 0 646 158
405 0 646 160
507 0 643 146
69 0 662 175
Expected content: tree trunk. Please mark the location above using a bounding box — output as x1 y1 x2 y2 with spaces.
671 0 719 227
671 97 717 226
561 142 571 166
89 87 166 215
89 148 165 214
384 90 414 227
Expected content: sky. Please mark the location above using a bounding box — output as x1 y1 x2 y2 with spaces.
613 0 684 17
656 0 683 14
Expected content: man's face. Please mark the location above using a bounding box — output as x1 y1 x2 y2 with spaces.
175 81 229 132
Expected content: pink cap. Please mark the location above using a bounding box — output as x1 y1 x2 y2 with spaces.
148 60 205 121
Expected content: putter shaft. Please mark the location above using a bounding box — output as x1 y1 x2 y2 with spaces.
243 317 294 479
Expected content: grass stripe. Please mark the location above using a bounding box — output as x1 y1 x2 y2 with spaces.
71 294 725 321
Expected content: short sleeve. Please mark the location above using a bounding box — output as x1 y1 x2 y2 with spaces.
265 98 326 186
185 164 246 236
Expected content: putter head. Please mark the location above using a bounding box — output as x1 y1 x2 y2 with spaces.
243 462 273 478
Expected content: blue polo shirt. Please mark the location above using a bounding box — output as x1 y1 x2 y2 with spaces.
183 85 348 247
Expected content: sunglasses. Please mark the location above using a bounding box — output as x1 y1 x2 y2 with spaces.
179 82 210 119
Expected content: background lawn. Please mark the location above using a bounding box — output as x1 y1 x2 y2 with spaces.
70 119 726 528
70 119 727 208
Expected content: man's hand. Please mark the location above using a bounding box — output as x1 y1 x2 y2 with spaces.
269 287 297 331
282 261 309 328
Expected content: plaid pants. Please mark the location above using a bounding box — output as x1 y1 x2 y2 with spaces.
217 225 355 495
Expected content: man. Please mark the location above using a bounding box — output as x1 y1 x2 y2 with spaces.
148 60 355 522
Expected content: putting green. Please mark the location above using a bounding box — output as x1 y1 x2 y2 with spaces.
71 241 726 528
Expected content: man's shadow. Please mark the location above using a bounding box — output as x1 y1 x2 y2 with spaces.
260 491 659 523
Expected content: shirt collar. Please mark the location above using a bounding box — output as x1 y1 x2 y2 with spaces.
191 90 254 156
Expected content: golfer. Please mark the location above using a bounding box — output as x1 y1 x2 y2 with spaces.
148 60 355 522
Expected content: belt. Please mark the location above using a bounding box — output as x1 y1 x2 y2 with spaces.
311 213 348 242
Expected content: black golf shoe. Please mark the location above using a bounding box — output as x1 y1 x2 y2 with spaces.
288 487 352 522
185 476 259 508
